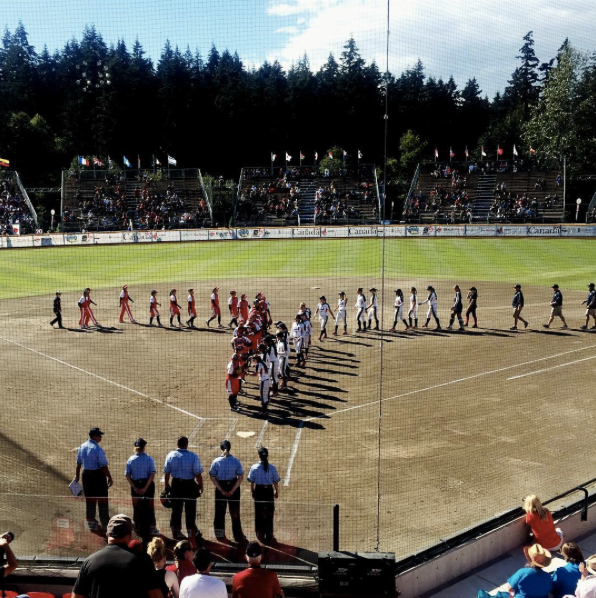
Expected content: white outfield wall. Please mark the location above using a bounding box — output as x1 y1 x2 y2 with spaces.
1 224 595 249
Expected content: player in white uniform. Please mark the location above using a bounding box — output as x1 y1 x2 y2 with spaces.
301 313 313 360
408 287 418 328
250 353 270 414
290 314 305 366
367 287 379 330
149 290 163 327
275 331 289 389
389 289 409 331
264 337 279 396
354 288 367 332
314 296 334 341
419 285 441 330
334 291 348 335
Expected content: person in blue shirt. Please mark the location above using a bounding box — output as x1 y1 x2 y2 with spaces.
504 544 553 598
247 447 280 546
543 284 568 330
580 283 596 330
209 439 246 543
511 284 529 331
125 437 158 541
551 542 584 598
74 427 113 534
163 436 203 542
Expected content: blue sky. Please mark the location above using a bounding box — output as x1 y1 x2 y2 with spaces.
3 0 595 98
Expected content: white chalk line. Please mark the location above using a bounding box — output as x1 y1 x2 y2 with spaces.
0 335 215 422
507 354 596 380
225 418 238 439
255 421 268 449
304 343 596 422
284 422 304 487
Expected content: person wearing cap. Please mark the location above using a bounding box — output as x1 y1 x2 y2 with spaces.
275 330 290 389
119 285 136 324
226 354 242 411
125 438 158 540
300 311 313 361
581 283 596 330
75 428 113 534
408 287 418 328
149 290 163 327
206 286 223 328
231 541 284 598
465 287 478 328
239 293 250 322
420 285 441 330
389 289 409 332
264 335 280 396
366 287 380 330
446 285 465 331
511 284 529 331
354 287 367 332
186 289 197 328
163 436 204 542
315 295 334 341
86 288 100 328
229 290 240 329
180 547 227 598
50 291 65 329
169 289 183 328
334 291 348 335
72 514 162 598
247 447 280 546
503 544 553 598
577 554 596 597
78 288 98 330
251 349 272 414
290 314 305 367
209 440 246 543
543 284 568 330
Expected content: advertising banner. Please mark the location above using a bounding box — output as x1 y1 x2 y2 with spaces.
180 230 210 242
434 226 465 237
405 225 435 237
526 225 561 237
236 227 291 239
349 226 379 237
320 227 349 238
497 226 527 236
380 226 406 237
292 227 321 238
207 229 237 241
466 226 497 236
561 226 596 237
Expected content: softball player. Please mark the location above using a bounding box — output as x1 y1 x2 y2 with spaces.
334 291 348 335
389 289 409 331
447 285 465 331
226 354 242 411
186 289 197 328
78 291 89 329
86 288 100 327
239 294 249 321
119 285 136 323
367 287 379 330
228 290 239 329
354 288 367 331
251 353 271 414
276 331 289 389
264 337 279 396
511 284 529 331
290 315 305 367
465 287 478 328
149 290 163 327
420 285 441 329
206 286 223 328
301 312 312 359
169 289 183 328
581 283 596 330
408 287 418 328
314 296 334 341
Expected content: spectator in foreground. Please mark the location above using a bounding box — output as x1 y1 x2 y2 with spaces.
179 548 227 598
147 537 179 598
551 542 584 598
523 494 564 552
231 541 284 598
166 541 197 587
0 532 18 586
72 514 161 598
504 544 553 598
577 555 596 597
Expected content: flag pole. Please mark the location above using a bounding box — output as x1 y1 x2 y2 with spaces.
299 150 302 167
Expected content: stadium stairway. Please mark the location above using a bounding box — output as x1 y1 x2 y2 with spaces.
297 179 317 224
472 173 497 220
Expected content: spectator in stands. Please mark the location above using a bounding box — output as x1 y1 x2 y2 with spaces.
147 537 179 598
179 547 227 598
523 494 564 552
72 514 161 598
503 544 553 598
551 542 584 598
231 541 284 598
0 532 18 591
166 541 197 587
577 555 596 597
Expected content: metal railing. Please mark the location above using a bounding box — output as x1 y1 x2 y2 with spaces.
13 171 38 227
373 165 382 224
405 163 421 206
233 168 245 226
197 169 213 222
587 190 596 222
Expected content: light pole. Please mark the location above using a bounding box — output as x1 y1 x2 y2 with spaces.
50 209 55 232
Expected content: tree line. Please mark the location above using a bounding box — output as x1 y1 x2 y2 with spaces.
1 24 595 189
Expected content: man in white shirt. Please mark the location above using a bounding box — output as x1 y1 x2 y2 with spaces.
180 547 227 598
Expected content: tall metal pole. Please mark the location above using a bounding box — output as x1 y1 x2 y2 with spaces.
563 155 567 222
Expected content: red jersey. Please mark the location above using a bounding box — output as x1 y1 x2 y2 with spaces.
120 289 129 302
170 294 178 308
229 296 239 317
188 294 196 314
211 292 220 308
231 566 282 598
239 299 249 321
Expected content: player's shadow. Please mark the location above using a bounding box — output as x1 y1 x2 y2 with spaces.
239 405 325 429
292 380 348 393
66 327 93 333
96 327 123 334
198 327 229 334
471 329 514 338
412 329 450 337
530 330 577 337
284 388 347 403
310 346 355 357
308 367 358 377
326 338 373 347
308 354 361 365
292 372 338 383
276 394 340 411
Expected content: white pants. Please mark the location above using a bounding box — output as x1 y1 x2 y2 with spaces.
409 307 418 318
277 357 288 379
367 307 378 320
259 379 271 406
426 305 438 319
293 337 303 354
269 360 279 384
336 311 347 326
319 316 328 332
356 308 366 323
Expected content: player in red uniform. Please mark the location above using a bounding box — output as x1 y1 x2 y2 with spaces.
119 285 136 323
82 288 100 328
186 288 197 328
169 289 183 328
149 290 163 327
239 294 249 321
228 290 239 329
206 286 224 328
225 354 242 411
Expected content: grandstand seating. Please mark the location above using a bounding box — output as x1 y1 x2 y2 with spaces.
0 171 38 235
61 169 210 232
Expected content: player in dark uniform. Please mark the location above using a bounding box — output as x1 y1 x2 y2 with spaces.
50 291 65 329
447 285 465 331
465 287 478 328
511 284 528 330
543 284 568 329
581 283 596 330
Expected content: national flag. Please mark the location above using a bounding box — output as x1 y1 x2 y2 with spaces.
78 156 89 167
167 155 177 166
93 157 103 166
328 151 333 159
285 152 292 162
155 156 161 166
497 146 503 156
529 146 536 155
358 150 363 159
315 152 318 161
108 156 113 168
271 153 277 162
123 156 132 168
434 148 438 158
343 150 347 158
137 155 141 169
0 158 10 168
513 144 518 157
300 151 305 160
450 147 455 158
465 147 469 158
481 146 487 157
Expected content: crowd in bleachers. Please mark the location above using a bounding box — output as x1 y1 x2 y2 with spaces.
0 178 36 235
313 179 375 223
236 176 300 223
489 181 560 220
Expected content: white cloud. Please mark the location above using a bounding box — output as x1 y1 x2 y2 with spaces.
265 0 596 97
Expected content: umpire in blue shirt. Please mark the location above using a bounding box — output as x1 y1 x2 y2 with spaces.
74 427 113 534
125 437 157 542
209 439 246 543
163 436 204 542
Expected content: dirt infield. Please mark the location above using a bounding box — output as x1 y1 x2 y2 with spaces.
1 277 595 563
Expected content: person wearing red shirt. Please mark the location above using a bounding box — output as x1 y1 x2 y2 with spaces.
169 289 183 328
187 289 197 328
119 285 136 324
231 541 284 598
229 290 240 329
149 290 163 327
523 494 564 551
206 286 224 328
239 294 250 322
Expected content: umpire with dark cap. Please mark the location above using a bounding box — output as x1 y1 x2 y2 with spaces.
74 427 113 534
209 439 246 543
50 291 65 329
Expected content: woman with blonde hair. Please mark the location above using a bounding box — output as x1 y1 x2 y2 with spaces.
523 494 564 552
147 537 180 598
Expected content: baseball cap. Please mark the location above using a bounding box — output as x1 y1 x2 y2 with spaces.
514 284 521 289
106 514 134 539
134 437 147 448
357 287 363 292
230 290 236 294
589 283 595 288
220 439 231 451
369 287 377 292
56 290 61 295
319 295 326 300
89 427 104 437
246 541 262 558
552 284 559 289
339 291 346 295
